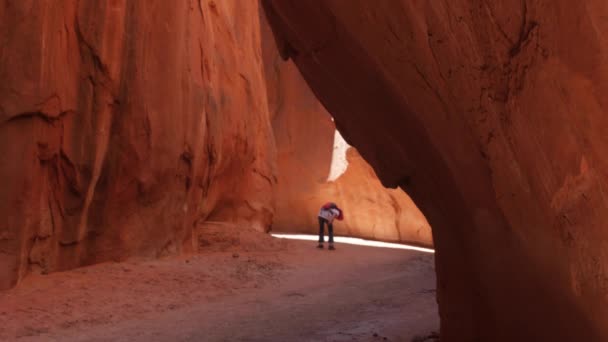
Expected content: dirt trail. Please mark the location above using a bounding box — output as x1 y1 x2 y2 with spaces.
0 234 438 342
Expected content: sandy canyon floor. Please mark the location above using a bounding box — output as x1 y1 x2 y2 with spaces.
1 233 438 342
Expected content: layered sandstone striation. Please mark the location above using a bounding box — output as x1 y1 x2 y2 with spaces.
261 25 431 246
263 1 608 341
0 0 276 289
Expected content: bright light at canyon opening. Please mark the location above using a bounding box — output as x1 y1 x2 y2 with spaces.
327 129 350 181
271 234 435 254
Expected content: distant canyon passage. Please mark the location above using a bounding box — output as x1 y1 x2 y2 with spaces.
261 17 431 246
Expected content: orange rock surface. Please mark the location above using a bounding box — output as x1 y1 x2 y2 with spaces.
0 1 275 289
263 0 608 340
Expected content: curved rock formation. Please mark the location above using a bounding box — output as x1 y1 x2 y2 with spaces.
261 25 431 246
0 0 276 289
262 1 608 341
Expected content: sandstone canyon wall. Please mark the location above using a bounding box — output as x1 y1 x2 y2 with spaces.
263 1 608 341
0 0 276 289
261 23 431 246
0 0 429 292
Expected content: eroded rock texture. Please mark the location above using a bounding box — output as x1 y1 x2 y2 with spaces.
261 22 431 246
0 0 276 289
263 0 608 340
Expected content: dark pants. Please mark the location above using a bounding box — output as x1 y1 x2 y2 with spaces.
318 217 334 243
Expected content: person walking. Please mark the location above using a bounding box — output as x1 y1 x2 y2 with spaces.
317 202 343 250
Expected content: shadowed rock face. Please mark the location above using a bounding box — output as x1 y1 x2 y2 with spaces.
262 0 608 341
261 18 431 246
0 0 276 288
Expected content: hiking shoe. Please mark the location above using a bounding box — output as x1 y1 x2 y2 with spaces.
317 244 324 249
328 245 336 250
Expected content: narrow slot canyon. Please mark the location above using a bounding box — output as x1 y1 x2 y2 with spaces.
1 1 607 341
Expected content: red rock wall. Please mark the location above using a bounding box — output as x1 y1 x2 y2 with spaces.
261 24 431 246
0 0 276 289
263 1 608 341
